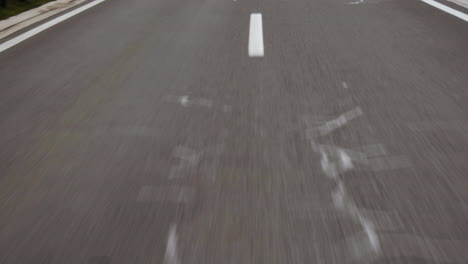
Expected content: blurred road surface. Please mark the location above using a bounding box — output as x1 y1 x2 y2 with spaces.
0 0 468 263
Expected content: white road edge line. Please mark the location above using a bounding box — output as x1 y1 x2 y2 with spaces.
248 13 264 57
0 0 107 53
421 0 468 22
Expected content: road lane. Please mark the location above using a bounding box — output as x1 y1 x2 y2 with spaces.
0 0 467 263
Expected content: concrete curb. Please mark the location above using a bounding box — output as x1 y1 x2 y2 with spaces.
449 0 468 9
0 0 87 40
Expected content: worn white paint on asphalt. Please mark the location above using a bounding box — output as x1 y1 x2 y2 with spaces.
307 107 381 258
248 13 264 57
179 96 190 107
320 145 381 254
169 146 200 179
164 224 180 264
361 217 380 251
421 0 468 22
339 150 353 171
0 0 107 53
313 107 363 137
348 0 364 5
319 144 369 165
176 95 217 108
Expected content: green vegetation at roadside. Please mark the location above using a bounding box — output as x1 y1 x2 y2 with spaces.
0 0 55 20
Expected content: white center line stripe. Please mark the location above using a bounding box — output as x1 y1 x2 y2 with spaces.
421 0 468 22
248 13 264 57
0 0 107 53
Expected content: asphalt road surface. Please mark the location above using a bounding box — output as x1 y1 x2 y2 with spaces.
0 0 468 263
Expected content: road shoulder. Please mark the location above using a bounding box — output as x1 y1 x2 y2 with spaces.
0 0 87 40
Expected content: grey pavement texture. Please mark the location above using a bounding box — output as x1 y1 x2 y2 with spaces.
0 0 468 263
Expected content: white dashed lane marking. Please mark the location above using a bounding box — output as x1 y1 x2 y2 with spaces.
248 13 264 57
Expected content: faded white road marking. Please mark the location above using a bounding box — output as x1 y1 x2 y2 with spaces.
179 96 189 107
137 186 195 204
164 225 180 264
348 0 364 4
318 144 380 253
320 150 337 179
361 218 379 251
328 152 381 253
0 0 107 53
170 146 200 179
319 148 354 179
421 0 468 22
166 95 230 111
310 107 363 137
318 144 369 165
169 144 224 180
307 108 381 258
331 182 381 252
303 115 336 125
248 13 264 57
332 182 346 209
173 146 200 165
339 150 353 170
342 82 349 89
318 144 410 172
